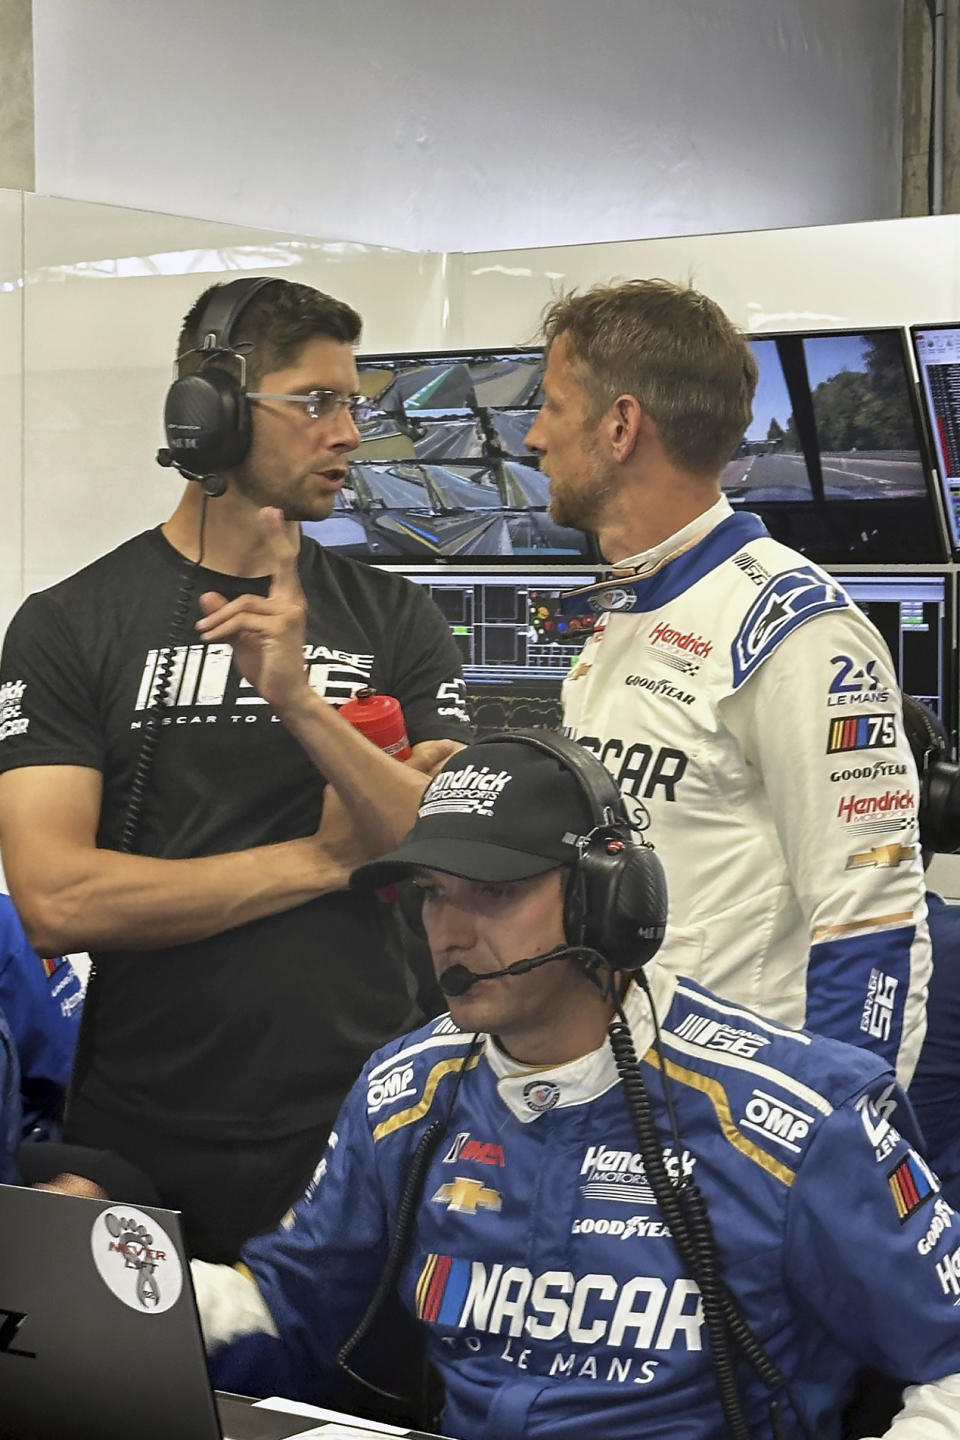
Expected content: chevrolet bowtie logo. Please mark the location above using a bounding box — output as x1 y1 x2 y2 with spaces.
845 843 914 871
431 1177 502 1214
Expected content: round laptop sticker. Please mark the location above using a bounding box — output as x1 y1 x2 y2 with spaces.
90 1206 183 1314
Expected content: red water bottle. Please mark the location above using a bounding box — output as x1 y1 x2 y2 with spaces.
340 687 412 761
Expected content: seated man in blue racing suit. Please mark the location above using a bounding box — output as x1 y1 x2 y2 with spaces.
193 732 960 1440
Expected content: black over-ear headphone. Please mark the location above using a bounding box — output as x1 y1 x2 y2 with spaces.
401 727 668 971
157 276 280 494
902 695 960 854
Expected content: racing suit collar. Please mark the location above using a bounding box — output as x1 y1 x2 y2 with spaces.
611 495 733 578
487 965 678 1124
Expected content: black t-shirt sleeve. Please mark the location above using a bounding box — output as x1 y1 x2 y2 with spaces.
383 581 473 746
0 592 105 775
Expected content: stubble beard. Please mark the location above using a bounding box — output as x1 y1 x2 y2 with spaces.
231 458 336 524
548 464 614 534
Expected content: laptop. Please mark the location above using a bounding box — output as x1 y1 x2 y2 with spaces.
0 1184 440 1440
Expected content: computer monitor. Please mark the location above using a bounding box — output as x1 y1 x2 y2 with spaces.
402 568 952 742
401 569 596 731
302 350 596 563
908 324 960 555
831 572 953 734
728 328 945 563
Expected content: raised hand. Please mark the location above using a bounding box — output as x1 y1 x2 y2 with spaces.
195 507 309 716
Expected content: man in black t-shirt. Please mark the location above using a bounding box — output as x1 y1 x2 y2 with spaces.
0 277 472 1260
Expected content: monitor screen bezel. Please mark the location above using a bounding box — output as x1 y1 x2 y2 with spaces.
908 321 960 559
740 324 946 563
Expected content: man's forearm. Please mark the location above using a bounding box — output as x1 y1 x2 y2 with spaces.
278 688 430 857
11 834 350 956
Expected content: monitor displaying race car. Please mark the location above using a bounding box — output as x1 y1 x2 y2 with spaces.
729 328 945 563
302 350 596 563
303 332 944 565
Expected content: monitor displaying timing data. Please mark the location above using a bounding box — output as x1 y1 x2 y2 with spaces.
832 573 951 730
403 570 597 732
909 324 960 555
301 350 596 563
727 328 944 563
403 570 953 740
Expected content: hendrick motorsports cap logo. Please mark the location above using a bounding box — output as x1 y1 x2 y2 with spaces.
90 1206 183 1314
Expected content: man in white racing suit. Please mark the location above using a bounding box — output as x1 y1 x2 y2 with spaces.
524 279 930 1084
192 734 960 1440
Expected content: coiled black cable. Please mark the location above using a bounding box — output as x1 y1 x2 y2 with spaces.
337 1033 484 1420
120 495 210 855
607 1016 751 1440
65 499 210 1126
608 981 819 1440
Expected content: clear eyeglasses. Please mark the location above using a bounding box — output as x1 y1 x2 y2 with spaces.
247 389 378 425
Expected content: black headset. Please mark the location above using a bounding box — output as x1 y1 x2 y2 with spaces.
403 727 669 971
902 694 960 854
157 276 280 493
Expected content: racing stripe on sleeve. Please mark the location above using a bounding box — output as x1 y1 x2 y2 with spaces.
806 919 917 1072
645 1050 798 1187
372 1052 481 1142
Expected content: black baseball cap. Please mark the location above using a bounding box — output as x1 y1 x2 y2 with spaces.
350 739 596 889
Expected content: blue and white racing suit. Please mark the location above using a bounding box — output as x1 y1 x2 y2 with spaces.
560 497 931 1084
196 972 960 1440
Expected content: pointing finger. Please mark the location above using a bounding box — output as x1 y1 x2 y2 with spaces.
258 507 302 599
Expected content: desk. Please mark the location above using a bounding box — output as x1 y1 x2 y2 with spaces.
216 1392 449 1440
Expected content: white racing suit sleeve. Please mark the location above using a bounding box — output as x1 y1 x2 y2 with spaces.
874 1374 960 1439
190 1259 278 1352
724 608 931 1084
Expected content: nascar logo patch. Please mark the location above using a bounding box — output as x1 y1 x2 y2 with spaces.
827 714 896 754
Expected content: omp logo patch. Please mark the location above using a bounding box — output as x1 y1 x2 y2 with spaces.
366 1063 416 1113
827 713 897 754
431 1178 502 1215
739 1090 813 1153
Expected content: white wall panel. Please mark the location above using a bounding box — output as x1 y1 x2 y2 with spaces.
0 189 23 644
19 194 446 597
32 0 903 253
454 215 960 346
